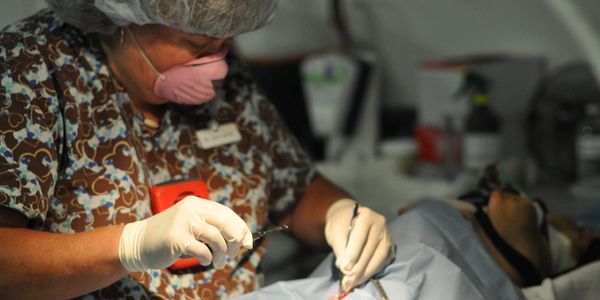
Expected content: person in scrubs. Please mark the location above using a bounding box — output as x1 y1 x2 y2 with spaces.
0 1 394 298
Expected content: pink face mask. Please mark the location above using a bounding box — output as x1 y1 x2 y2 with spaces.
127 28 229 105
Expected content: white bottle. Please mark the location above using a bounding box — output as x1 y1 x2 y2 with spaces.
576 102 600 180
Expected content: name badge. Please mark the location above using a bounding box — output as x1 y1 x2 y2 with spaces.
196 122 241 149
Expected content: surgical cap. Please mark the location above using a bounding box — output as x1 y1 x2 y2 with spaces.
44 0 278 37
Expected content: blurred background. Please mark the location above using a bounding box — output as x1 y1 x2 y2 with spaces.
3 0 600 284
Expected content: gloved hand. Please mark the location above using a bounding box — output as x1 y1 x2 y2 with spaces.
325 199 395 292
118 196 253 272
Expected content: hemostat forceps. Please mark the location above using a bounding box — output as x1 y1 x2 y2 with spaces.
252 224 288 241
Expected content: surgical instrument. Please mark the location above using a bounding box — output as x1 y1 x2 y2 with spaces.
338 202 359 298
252 224 288 241
372 279 390 300
227 224 289 278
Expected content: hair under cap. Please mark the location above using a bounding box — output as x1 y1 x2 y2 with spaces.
45 0 278 37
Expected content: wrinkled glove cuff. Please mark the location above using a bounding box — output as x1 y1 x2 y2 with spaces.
119 221 149 272
325 198 357 221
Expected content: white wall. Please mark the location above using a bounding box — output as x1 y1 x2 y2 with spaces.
235 0 600 107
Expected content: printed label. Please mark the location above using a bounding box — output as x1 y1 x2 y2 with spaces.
196 122 241 149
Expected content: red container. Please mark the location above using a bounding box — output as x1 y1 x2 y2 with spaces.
150 179 209 270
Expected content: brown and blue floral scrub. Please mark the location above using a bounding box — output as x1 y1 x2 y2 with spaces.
0 9 314 299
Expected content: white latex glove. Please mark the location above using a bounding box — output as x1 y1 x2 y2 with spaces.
119 196 253 272
325 199 395 292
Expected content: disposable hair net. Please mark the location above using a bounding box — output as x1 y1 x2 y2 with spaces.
44 0 278 37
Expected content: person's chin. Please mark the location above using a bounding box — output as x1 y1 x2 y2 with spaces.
145 97 170 106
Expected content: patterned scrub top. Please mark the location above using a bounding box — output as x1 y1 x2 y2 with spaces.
0 9 315 299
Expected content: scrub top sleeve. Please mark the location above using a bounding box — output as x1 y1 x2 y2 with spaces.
0 32 62 227
253 90 316 222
